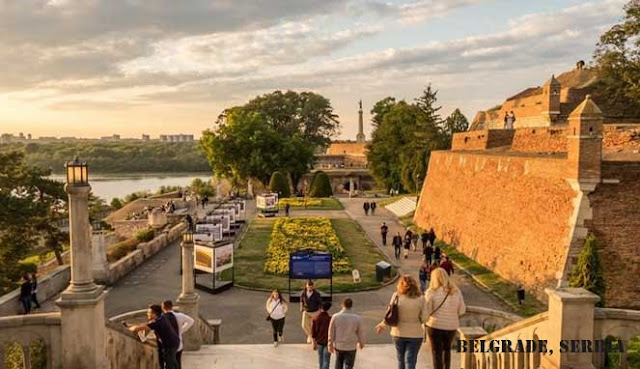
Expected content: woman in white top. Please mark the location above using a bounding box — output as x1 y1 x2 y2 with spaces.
425 267 466 369
266 289 288 347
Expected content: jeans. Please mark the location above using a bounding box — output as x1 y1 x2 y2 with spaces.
335 350 356 369
317 344 330 369
427 327 456 369
382 234 387 246
163 346 179 369
20 296 31 314
419 279 427 294
393 337 423 369
394 246 401 259
270 317 285 342
31 293 40 309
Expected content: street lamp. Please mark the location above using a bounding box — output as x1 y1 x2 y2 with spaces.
65 157 88 186
183 230 194 244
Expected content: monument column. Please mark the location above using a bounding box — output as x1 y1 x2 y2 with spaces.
56 159 108 369
177 232 203 350
356 100 365 143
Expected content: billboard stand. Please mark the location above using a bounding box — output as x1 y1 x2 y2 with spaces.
257 193 279 217
288 250 333 303
193 242 235 294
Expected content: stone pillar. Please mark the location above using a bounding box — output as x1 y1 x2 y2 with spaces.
247 179 254 199
176 238 202 351
542 288 600 369
349 178 354 198
57 184 108 369
148 207 168 228
458 327 487 369
91 230 109 283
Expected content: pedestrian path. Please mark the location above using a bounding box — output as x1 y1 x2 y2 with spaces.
183 343 459 369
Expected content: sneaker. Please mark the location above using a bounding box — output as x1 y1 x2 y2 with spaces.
274 341 279 347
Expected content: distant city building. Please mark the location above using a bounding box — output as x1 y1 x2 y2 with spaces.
60 136 78 141
100 134 121 141
141 134 150 141
159 134 194 142
0 132 31 144
38 136 58 141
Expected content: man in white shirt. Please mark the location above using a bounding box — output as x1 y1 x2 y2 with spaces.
162 300 195 369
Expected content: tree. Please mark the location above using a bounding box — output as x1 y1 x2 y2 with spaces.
370 97 397 127
308 171 333 197
443 109 470 141
189 178 215 197
593 0 640 117
570 234 605 306
201 90 335 187
415 84 442 124
110 197 123 209
269 171 291 198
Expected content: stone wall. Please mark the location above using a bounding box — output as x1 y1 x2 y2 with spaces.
105 323 158 369
587 161 640 309
414 151 577 297
0 266 70 316
451 130 515 151
511 127 568 153
0 313 63 369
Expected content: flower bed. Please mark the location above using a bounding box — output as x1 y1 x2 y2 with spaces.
264 217 351 274
278 197 322 207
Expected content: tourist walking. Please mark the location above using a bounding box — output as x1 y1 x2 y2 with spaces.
440 256 454 276
312 302 333 369
162 300 195 369
19 274 32 315
266 290 288 347
420 231 429 249
425 268 467 369
392 232 403 260
434 245 442 265
375 275 427 369
370 201 377 215
301 280 323 344
418 262 430 293
427 228 436 248
129 304 181 369
285 203 291 217
328 298 365 369
403 230 412 259
411 231 419 252
423 243 433 264
363 202 370 216
380 222 389 246
30 272 41 310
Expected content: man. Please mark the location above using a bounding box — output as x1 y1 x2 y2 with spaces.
380 222 389 246
162 300 195 369
440 256 454 276
30 272 41 310
328 298 365 369
129 304 180 369
403 230 413 259
363 202 369 216
392 232 402 260
312 302 332 369
370 201 377 215
300 280 323 344
19 274 32 315
285 203 291 217
420 231 429 249
424 242 434 264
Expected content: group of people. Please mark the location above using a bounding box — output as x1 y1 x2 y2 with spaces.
362 201 377 216
265 271 465 369
384 226 438 261
19 272 40 314
503 110 517 129
127 300 195 369
162 200 176 214
199 195 210 209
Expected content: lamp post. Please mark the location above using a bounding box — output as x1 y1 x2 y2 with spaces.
177 230 202 350
57 158 108 369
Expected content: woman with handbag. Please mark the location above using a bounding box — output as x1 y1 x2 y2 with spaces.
266 289 288 347
425 268 466 369
375 275 427 369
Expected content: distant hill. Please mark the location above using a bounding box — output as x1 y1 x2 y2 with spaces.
0 141 211 173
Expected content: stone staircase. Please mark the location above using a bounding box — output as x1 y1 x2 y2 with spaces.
183 344 460 368
384 196 418 217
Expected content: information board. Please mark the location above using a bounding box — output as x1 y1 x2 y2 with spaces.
289 252 332 279
257 193 279 211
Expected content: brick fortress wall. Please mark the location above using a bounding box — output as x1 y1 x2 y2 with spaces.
414 151 577 298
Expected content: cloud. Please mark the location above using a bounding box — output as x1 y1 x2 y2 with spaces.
360 0 488 23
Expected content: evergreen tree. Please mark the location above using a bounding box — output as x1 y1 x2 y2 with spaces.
444 109 470 138
308 171 333 197
570 234 606 306
269 171 291 198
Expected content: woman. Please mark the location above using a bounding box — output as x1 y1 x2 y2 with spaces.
375 275 427 369
266 289 288 347
425 268 466 369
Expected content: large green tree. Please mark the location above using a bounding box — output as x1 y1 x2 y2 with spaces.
201 91 338 187
593 0 640 117
443 109 470 141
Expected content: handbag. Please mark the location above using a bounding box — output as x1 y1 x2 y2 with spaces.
266 300 281 321
383 293 400 326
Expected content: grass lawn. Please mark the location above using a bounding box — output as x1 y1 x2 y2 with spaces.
279 197 344 210
235 217 394 293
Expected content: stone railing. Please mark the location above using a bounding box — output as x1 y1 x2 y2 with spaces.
0 313 62 369
592 308 640 369
105 321 159 369
0 266 70 316
461 305 523 332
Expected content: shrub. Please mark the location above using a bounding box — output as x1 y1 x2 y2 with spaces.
110 197 123 209
18 262 38 275
107 238 139 262
136 228 155 243
308 171 333 197
269 171 291 198
570 234 605 306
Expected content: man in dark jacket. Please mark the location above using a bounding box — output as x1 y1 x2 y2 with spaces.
380 222 388 246
301 280 323 344
30 272 41 310
392 232 402 259
129 304 181 369
370 201 377 215
424 243 434 264
363 202 370 216
421 231 429 249
19 275 32 315
312 302 332 369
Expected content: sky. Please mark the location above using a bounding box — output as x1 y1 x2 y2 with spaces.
0 0 629 140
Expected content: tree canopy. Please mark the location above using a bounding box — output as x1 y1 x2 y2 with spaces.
201 90 339 186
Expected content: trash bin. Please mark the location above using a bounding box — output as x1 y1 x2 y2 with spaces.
375 261 392 282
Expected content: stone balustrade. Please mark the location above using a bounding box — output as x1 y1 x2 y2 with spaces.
105 321 159 369
592 308 640 369
0 313 62 369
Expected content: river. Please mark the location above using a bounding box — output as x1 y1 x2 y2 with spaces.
48 173 211 202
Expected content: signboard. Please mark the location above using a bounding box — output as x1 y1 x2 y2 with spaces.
257 193 278 211
213 209 235 224
214 243 234 272
194 245 214 273
205 215 230 232
195 223 223 242
289 252 332 279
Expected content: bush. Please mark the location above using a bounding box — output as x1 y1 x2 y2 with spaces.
110 197 123 209
308 171 333 197
136 228 155 243
269 171 291 198
107 238 139 262
570 234 605 306
18 262 38 275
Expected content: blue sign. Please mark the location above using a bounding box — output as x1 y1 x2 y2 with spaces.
289 252 332 279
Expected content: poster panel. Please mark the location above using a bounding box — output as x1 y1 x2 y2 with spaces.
194 245 214 273
257 194 278 210
214 243 234 272
289 253 332 279
194 233 214 244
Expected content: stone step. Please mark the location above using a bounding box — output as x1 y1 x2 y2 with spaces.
385 196 418 217
183 343 460 368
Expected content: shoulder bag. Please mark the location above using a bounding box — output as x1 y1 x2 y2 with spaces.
383 293 400 326
429 290 450 317
266 300 281 322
